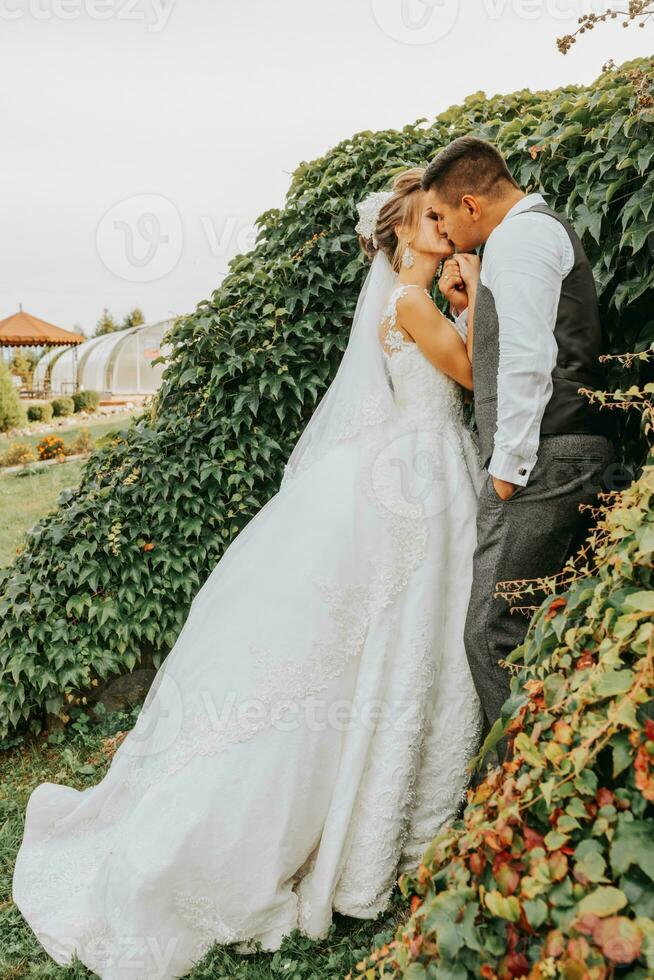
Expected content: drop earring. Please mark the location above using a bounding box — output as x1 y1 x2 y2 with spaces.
402 244 414 269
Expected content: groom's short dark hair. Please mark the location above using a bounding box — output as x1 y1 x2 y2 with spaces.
422 136 519 204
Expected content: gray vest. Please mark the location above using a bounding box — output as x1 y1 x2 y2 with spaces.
472 202 612 470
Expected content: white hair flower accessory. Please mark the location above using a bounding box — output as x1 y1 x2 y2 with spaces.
355 189 393 248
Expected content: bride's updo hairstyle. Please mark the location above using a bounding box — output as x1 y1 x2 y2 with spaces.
358 167 426 273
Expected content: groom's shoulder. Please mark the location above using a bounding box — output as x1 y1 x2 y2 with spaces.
485 205 567 258
489 206 552 242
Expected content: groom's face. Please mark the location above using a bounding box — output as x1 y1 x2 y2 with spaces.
425 189 485 253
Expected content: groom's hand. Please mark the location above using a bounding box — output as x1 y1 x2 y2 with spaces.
439 259 468 315
492 476 519 500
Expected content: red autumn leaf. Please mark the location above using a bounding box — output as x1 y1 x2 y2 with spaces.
470 851 487 876
597 787 615 808
417 863 431 884
506 714 527 736
595 916 643 964
523 825 546 850
575 913 602 937
498 825 514 848
505 953 530 977
553 721 574 744
492 850 513 873
634 745 654 802
576 649 596 670
567 935 591 960
496 862 521 897
547 850 568 881
506 924 520 953
545 597 567 620
646 719 654 740
482 830 504 853
544 930 565 957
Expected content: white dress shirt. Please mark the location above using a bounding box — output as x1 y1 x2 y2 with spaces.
456 193 574 487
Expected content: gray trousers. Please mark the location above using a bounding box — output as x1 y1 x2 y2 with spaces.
464 432 615 768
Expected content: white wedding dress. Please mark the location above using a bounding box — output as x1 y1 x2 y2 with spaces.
12 273 485 979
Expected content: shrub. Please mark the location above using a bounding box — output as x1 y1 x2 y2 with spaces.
0 57 651 742
36 435 66 461
72 390 100 413
2 443 36 467
0 362 26 434
69 427 93 455
26 403 53 424
51 397 75 417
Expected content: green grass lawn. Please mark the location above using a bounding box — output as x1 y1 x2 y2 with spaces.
0 415 137 568
0 412 136 457
0 459 89 568
0 705 404 979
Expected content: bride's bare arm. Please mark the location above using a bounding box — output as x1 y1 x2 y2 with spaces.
395 291 473 390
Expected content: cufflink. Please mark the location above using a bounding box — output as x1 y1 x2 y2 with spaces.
518 467 527 476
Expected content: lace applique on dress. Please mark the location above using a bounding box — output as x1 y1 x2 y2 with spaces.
377 285 466 435
379 284 431 358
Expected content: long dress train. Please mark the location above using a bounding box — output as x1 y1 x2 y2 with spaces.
12 284 485 979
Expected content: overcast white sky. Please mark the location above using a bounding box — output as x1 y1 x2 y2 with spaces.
0 0 651 335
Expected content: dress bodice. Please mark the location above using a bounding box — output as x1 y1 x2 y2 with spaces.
379 285 465 426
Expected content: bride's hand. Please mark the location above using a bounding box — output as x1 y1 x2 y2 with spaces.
439 258 468 315
455 253 481 293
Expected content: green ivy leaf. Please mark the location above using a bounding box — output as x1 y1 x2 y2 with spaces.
610 818 654 882
577 887 628 918
484 891 521 922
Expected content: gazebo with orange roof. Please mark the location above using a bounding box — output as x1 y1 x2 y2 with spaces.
0 306 86 397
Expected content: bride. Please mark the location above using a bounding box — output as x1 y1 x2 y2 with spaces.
12 167 485 979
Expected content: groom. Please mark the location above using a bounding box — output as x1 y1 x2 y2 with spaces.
422 136 616 767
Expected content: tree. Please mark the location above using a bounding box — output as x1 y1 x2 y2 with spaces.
0 361 26 433
122 307 145 330
9 350 37 386
93 307 119 337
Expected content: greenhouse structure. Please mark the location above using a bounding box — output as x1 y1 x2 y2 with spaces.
33 319 175 398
